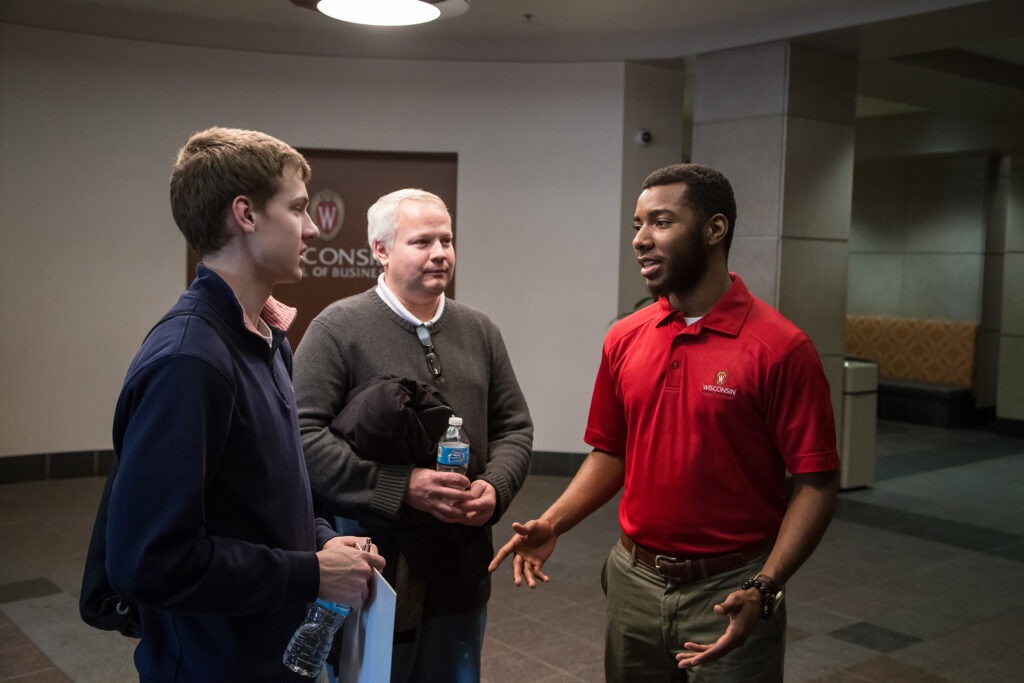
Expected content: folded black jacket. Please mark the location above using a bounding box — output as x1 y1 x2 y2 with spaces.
328 375 463 469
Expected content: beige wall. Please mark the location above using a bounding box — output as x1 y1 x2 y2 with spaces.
3 22 1021 464
0 24 688 457
849 155 989 322
616 63 687 317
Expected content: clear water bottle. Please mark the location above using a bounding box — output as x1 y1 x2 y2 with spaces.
282 598 350 677
436 416 470 475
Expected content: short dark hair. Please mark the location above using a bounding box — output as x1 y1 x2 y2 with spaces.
169 127 311 256
642 163 737 252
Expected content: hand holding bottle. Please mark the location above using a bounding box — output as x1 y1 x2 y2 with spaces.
285 537 383 677
455 478 497 527
405 468 473 521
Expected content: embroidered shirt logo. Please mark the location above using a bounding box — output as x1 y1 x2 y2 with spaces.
702 369 737 398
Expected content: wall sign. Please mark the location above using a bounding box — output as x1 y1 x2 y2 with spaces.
188 150 458 347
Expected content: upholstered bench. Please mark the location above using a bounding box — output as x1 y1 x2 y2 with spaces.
845 315 978 428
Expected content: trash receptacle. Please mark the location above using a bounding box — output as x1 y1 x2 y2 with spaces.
841 359 878 489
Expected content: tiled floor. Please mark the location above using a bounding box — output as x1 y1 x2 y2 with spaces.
2 420 1023 682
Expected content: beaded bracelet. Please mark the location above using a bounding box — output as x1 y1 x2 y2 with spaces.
740 575 779 619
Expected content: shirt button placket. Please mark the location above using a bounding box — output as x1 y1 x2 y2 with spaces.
666 337 683 390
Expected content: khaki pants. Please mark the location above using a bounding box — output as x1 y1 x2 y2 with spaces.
602 540 785 682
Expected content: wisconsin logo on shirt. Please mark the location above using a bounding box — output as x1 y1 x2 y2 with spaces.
702 369 737 398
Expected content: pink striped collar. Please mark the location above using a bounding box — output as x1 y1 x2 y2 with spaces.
241 295 296 336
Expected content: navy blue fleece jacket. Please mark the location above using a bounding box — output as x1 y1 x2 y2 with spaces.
106 266 335 682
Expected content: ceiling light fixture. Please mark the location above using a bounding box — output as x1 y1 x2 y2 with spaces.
316 0 440 26
289 0 470 27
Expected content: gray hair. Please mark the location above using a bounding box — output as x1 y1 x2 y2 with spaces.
367 188 450 250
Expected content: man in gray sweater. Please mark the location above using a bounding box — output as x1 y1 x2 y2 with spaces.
293 188 533 683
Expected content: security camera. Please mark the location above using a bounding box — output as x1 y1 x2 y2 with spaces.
635 129 652 147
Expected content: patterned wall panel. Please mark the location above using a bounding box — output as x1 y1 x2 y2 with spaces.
845 315 977 389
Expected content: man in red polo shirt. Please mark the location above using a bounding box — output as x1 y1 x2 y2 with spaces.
490 163 839 682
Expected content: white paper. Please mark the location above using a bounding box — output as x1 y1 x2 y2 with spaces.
335 570 396 683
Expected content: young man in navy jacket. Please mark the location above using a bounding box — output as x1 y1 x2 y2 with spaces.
106 127 384 682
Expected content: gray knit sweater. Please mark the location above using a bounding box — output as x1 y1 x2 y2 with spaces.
293 289 533 611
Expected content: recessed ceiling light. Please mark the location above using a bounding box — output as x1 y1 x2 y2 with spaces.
316 0 441 26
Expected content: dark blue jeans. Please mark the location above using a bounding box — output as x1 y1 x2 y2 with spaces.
389 607 487 683
330 517 487 683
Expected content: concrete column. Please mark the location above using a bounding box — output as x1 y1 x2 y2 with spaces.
997 159 1024 420
617 62 687 317
691 41 858 424
978 156 1008 416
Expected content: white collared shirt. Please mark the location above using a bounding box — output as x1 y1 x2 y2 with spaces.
375 273 445 326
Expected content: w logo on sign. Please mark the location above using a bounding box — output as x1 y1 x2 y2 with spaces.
309 188 346 242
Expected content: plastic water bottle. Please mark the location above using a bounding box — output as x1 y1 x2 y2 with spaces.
282 598 350 677
436 416 470 474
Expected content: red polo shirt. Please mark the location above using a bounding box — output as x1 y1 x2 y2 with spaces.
585 274 839 556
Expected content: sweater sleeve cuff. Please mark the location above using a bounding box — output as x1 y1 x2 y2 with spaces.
480 473 514 523
287 551 322 604
314 518 339 549
369 464 414 519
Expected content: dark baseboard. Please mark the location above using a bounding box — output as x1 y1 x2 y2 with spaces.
3 448 584 484
0 450 114 484
530 450 588 477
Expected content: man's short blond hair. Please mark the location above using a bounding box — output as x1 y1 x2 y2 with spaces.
366 189 449 251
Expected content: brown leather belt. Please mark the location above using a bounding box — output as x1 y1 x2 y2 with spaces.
620 532 773 583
